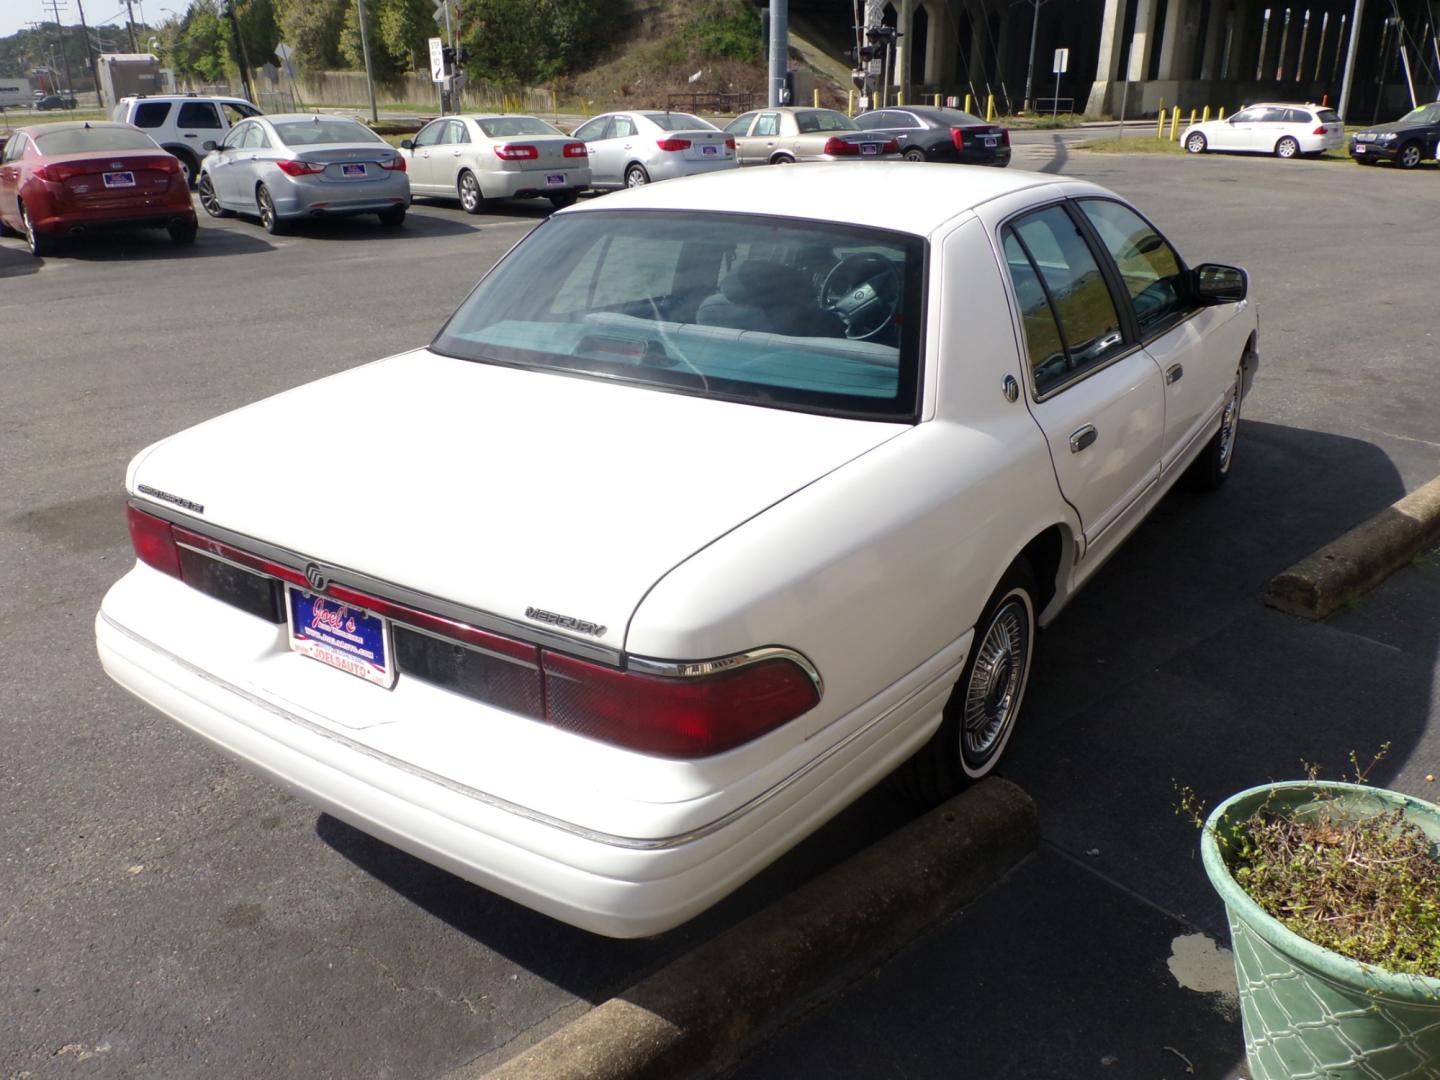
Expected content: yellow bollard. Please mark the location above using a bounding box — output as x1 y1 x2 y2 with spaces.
813 88 821 108
986 94 995 121
848 88 856 116
1188 108 1197 130
1156 111 1166 139
1218 106 1226 120
897 90 905 105
1170 106 1181 140
964 93 973 114
1202 105 1211 122
934 93 942 107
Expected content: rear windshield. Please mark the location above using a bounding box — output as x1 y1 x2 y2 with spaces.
33 127 160 153
647 112 714 131
1318 109 1341 123
795 109 858 133
477 116 564 137
433 210 925 421
271 119 384 146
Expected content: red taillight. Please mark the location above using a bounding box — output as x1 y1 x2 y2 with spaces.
33 162 88 182
881 138 899 154
822 136 860 156
563 141 587 158
1000 128 1011 147
1313 125 1326 135
543 653 819 758
951 127 965 150
127 505 181 578
494 144 538 160
379 156 406 171
655 137 692 152
725 136 736 150
277 159 326 176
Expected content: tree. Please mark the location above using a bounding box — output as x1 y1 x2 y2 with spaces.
273 0 347 71
457 0 611 86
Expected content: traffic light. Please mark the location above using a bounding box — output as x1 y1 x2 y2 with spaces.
441 45 456 74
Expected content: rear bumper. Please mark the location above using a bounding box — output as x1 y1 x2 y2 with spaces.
646 157 738 183
484 166 590 199
272 175 411 218
30 192 195 234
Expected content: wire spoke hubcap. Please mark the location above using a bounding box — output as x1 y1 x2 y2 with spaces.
963 598 1031 765
1218 372 1241 471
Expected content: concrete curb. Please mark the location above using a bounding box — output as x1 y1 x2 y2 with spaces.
1265 473 1440 620
470 778 1037 1080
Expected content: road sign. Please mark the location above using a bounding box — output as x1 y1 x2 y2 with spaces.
429 36 445 83
1053 48 1069 75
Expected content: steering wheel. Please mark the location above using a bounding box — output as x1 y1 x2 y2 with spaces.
820 254 902 340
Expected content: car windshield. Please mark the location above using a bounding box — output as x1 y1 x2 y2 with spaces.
33 127 159 153
1397 103 1440 124
646 112 714 131
477 116 563 137
433 210 925 421
271 119 385 146
795 109 859 133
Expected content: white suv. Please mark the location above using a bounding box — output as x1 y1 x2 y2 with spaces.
111 94 263 186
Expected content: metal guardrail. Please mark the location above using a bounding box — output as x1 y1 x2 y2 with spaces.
1036 97 1075 114
665 91 754 115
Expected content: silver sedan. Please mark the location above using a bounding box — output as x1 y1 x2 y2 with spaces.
197 114 410 233
399 114 589 213
570 110 737 189
724 107 900 166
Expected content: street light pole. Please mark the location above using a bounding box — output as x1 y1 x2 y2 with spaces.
1021 0 1048 113
1337 0 1366 120
767 0 788 107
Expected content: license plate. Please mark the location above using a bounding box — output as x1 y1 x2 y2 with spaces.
861 143 878 156
341 163 366 177
702 144 718 156
286 588 395 688
983 137 998 147
546 173 565 186
1355 144 1366 153
103 171 135 188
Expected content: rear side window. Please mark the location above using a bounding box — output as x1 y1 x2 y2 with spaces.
132 101 171 128
1004 205 1126 396
433 210 926 421
1076 199 1190 337
177 102 222 129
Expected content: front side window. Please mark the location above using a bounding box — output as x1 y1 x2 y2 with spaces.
413 119 445 147
571 117 606 141
1004 205 1126 395
1077 199 1191 337
724 112 757 136
177 102 222 129
1229 107 1262 123
132 101 171 128
433 210 926 421
221 102 260 124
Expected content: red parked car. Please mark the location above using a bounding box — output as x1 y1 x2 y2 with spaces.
0 121 198 256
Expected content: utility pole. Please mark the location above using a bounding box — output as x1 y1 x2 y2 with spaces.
354 0 378 122
767 0 788 107
75 0 99 97
1021 0 1050 112
224 2 256 103
124 0 138 51
1338 0 1366 120
46 0 75 93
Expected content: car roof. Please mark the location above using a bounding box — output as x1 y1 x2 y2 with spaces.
565 161 1070 236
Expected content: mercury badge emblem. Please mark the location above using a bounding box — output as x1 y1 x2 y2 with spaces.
305 563 329 592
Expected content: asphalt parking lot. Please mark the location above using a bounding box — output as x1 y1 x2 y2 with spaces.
3 146 1439 1079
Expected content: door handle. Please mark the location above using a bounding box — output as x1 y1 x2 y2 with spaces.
184 133 198 138
1165 363 1183 385
1069 425 1098 453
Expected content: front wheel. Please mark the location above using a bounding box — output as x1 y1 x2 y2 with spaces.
1185 132 1207 154
1183 364 1244 491
894 558 1038 806
1398 141 1423 169
1275 136 1300 159
197 174 231 218
257 185 287 234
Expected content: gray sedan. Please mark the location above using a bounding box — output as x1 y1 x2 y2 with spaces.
723 107 901 166
197 114 410 233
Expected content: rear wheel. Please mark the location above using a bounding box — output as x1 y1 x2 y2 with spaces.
458 170 485 214
20 201 54 257
197 173 231 218
1185 132 1207 154
1398 141 1423 169
1275 136 1300 159
903 147 927 162
377 205 406 228
894 558 1038 806
771 153 795 165
257 184 286 235
168 218 198 245
624 163 650 187
167 147 199 189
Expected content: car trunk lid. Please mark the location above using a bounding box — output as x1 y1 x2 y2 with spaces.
43 149 179 204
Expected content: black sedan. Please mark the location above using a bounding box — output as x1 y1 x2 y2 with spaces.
35 94 78 111
1350 100 1440 168
855 106 1011 167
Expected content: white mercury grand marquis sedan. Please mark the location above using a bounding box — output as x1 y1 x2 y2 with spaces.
97 163 1257 937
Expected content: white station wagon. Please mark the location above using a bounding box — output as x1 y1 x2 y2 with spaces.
97 164 1257 937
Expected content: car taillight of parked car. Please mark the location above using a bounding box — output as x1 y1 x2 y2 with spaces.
822 137 860 156
277 159 326 176
950 128 965 150
1312 125 1327 135
1000 128 1011 147
32 162 89 182
378 156 406 171
494 144 538 160
563 142 587 158
725 137 736 149
655 138 692 152
882 138 899 154
124 503 822 758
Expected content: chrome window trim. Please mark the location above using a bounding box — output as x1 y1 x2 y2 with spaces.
132 499 623 665
627 646 824 697
103 613 944 850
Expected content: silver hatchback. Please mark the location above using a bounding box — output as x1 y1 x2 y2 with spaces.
197 114 410 233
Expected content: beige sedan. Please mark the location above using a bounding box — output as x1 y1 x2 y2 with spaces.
723 107 900 166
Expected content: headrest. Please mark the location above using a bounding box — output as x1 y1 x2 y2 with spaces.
719 260 812 308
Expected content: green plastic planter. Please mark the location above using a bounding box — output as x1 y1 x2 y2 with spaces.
1202 781 1440 1079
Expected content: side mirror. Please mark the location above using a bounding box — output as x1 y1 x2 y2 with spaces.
400 139 414 150
202 140 219 151
1192 263 1248 304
